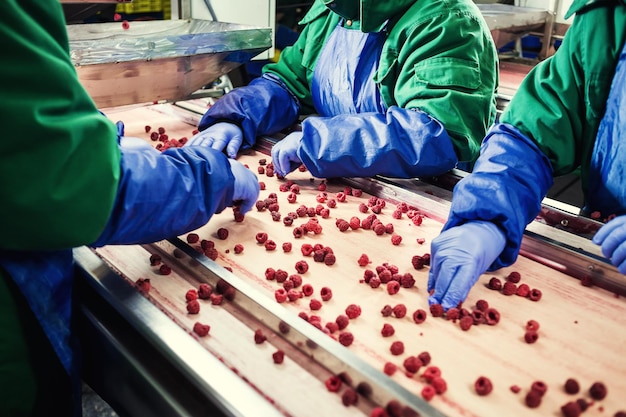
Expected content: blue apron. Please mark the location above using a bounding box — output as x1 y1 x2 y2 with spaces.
587 41 626 217
311 21 386 116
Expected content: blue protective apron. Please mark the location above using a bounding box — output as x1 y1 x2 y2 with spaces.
311 21 386 116
587 41 626 218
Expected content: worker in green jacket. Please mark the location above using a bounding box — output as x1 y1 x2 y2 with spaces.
189 0 498 178
428 0 626 310
0 1 260 415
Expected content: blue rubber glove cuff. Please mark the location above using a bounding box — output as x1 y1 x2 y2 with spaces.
198 74 300 151
443 123 554 269
91 145 234 246
298 106 458 179
592 215 626 273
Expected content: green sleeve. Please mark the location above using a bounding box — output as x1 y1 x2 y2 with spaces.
0 0 121 250
500 8 626 177
379 3 498 162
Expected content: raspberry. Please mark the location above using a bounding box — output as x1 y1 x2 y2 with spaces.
392 304 407 318
282 242 292 253
275 269 288 283
255 232 268 244
561 401 582 417
431 377 447 394
254 329 267 344
320 287 333 301
525 390 542 408
446 307 460 321
422 366 441 382
589 382 607 400
475 299 489 311
417 351 431 366
429 304 444 318
349 217 361 230
564 378 580 394
198 283 212 299
302 284 314 297
400 272 415 288
274 288 288 303
324 253 336 266
391 234 402 245
516 283 531 297
345 304 362 319
510 385 521 394
186 300 200 314
475 376 493 396
341 388 358 406
421 385 436 402
325 376 342 392
336 314 350 330
159 264 172 275
412 309 427 324
149 254 161 266
459 316 473 331
389 341 404 355
209 293 223 305
185 289 198 302
272 350 285 364
488 276 502 290
381 304 393 317
214 228 228 240
526 319 540 331
524 330 539 343
193 322 210 337
387 281 400 295
186 233 200 244
383 362 397 376
528 288 542 301
403 356 422 373
295 260 309 274
135 278 151 293
531 381 548 396
309 299 322 310
233 243 244 254
287 289 301 301
289 274 302 288
325 321 339 334
485 308 500 325
507 271 522 283
381 323 395 337
338 332 354 346
502 281 517 295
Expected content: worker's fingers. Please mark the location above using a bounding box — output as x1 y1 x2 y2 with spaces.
225 135 243 159
593 215 626 267
187 130 215 147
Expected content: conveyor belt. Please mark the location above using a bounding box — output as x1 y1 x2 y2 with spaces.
76 103 626 417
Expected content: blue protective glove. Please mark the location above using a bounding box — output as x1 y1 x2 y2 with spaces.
187 122 243 159
228 158 260 214
120 136 158 152
271 131 303 177
91 145 236 247
592 215 626 274
428 221 506 310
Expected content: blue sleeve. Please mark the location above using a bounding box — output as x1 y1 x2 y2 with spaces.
443 123 554 269
91 146 235 246
297 106 458 179
198 74 300 150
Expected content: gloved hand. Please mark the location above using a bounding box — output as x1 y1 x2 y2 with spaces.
271 131 303 177
187 122 243 159
428 221 506 310
228 158 260 214
592 215 626 274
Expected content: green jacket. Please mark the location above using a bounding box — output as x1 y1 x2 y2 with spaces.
501 0 626 195
1 1 120 250
264 0 498 162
